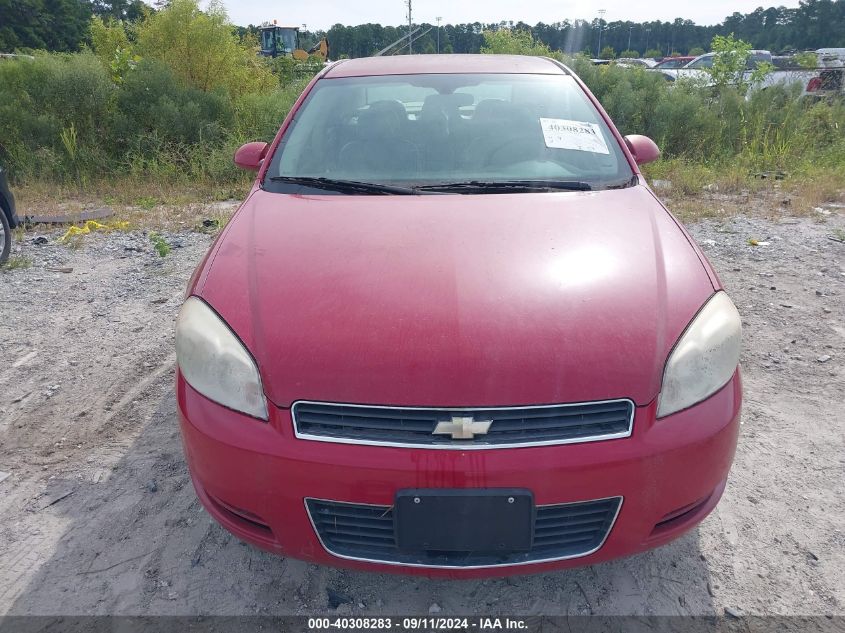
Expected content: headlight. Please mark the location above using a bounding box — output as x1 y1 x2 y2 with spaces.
657 292 742 418
176 297 268 420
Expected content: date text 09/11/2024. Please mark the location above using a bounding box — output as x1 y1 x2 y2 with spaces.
307 617 529 630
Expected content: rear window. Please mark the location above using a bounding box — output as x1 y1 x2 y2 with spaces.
264 73 633 191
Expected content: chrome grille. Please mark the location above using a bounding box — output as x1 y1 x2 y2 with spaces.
306 496 622 568
292 400 634 448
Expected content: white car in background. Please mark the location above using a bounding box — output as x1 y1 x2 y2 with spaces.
655 50 816 94
615 58 657 68
654 50 772 82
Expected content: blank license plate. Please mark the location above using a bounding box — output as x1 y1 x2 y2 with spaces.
395 489 534 552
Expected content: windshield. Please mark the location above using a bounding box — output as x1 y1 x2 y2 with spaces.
263 73 633 193
686 56 714 69
261 28 297 54
277 28 297 54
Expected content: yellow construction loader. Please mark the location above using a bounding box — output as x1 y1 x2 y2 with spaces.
259 22 329 61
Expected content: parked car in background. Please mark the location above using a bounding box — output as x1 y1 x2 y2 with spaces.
653 56 695 69
804 48 845 98
615 58 657 68
658 50 773 79
656 49 815 94
176 54 743 577
0 165 20 265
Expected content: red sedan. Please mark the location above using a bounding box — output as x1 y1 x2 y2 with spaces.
175 55 742 577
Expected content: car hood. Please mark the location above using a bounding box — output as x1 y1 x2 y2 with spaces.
198 186 714 408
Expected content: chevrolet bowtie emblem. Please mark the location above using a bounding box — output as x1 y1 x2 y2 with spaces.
432 415 493 440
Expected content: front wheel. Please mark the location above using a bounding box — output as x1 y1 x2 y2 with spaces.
0 210 11 265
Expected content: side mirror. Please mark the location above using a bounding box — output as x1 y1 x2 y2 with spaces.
234 141 269 171
624 135 660 166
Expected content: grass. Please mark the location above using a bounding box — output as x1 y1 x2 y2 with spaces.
17 176 249 210
135 196 160 210
12 225 26 242
15 177 247 232
1 256 33 271
644 159 845 223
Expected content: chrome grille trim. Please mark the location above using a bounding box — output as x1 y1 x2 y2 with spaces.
305 495 623 569
291 399 635 449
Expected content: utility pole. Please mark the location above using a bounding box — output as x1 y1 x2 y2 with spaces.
644 28 651 54
596 9 606 57
406 0 413 54
436 16 442 54
628 26 633 52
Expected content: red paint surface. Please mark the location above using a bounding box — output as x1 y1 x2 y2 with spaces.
177 370 742 577
197 187 714 408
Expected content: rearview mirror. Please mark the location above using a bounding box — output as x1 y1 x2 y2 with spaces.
623 135 660 166
234 142 269 171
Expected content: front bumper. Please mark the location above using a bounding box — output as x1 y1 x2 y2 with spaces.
177 370 741 578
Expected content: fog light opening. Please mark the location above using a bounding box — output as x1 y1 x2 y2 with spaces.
208 493 274 537
651 493 713 535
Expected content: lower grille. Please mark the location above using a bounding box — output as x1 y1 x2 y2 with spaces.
292 400 634 449
306 496 622 568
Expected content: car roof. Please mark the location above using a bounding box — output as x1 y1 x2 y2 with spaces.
323 54 567 78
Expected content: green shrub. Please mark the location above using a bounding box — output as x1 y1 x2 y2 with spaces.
0 52 114 180
599 46 615 60
113 60 233 149
135 0 275 98
232 80 309 142
89 16 140 83
707 34 773 95
480 28 552 56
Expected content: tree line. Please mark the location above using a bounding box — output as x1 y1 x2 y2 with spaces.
0 0 146 51
316 0 845 59
2 0 844 57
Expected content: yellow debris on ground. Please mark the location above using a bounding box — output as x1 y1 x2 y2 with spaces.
58 220 130 243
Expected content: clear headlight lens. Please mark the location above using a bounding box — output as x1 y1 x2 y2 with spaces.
176 297 268 420
657 292 742 418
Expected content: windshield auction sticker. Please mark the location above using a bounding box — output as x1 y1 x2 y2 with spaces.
540 118 610 154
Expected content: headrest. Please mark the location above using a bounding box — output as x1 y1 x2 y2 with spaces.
357 100 407 138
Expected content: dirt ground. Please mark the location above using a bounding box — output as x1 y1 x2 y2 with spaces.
0 195 843 617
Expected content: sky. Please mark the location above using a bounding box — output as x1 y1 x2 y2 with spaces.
205 0 803 30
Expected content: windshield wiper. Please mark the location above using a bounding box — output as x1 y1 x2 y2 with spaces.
414 180 592 193
268 176 421 195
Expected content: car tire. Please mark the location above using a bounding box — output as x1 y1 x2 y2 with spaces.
0 209 11 265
